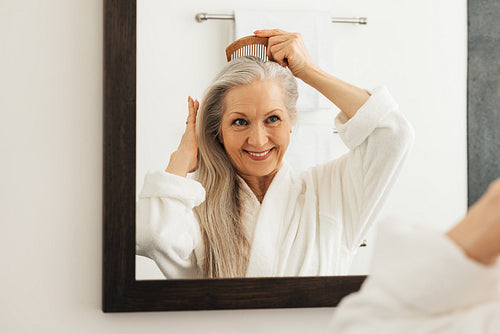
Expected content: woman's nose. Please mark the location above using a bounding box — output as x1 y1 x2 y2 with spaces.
248 124 268 147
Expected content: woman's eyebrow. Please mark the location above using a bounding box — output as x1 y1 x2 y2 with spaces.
225 111 247 117
264 109 284 116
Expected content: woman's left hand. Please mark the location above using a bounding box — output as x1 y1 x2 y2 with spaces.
253 29 320 81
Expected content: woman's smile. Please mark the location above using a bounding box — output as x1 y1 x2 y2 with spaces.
244 148 275 160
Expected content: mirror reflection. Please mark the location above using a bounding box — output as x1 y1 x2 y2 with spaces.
136 1 467 279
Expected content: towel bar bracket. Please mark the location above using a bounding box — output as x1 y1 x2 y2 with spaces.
195 13 367 25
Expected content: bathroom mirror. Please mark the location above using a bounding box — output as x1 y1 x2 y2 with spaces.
104 0 498 311
135 1 469 280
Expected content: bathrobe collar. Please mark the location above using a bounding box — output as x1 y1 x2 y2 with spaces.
244 161 293 277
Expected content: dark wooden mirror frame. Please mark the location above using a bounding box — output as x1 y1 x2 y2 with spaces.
103 0 498 312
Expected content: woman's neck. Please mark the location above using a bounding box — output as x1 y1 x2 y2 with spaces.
240 171 277 203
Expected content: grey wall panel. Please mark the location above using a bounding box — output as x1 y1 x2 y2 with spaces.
468 0 500 205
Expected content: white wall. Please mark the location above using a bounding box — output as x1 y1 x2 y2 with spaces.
137 0 468 277
1 1 465 333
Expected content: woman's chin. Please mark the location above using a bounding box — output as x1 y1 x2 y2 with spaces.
238 162 281 179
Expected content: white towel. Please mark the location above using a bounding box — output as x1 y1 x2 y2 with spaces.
284 122 348 173
233 9 334 112
233 10 341 172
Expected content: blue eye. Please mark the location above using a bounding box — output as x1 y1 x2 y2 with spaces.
232 119 247 126
267 115 280 123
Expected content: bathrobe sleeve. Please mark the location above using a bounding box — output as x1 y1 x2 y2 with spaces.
328 220 500 333
312 86 414 251
136 171 206 279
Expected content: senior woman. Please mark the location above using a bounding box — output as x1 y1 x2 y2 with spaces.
136 29 414 279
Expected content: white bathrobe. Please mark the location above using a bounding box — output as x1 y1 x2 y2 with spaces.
136 86 414 278
329 219 500 333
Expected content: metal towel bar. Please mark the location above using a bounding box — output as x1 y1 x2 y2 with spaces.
195 13 367 25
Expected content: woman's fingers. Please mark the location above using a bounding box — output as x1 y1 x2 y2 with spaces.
166 97 199 177
184 96 199 172
187 96 193 124
267 38 296 66
186 96 199 127
254 29 316 79
253 28 287 37
254 29 292 62
194 99 199 117
184 97 199 151
265 36 290 65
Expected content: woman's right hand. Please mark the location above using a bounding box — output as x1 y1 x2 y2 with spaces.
165 96 199 177
253 29 319 82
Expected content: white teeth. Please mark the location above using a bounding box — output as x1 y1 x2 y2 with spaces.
248 149 271 157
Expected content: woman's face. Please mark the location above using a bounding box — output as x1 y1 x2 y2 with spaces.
220 79 293 180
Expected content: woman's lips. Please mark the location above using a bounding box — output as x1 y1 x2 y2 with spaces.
244 148 274 161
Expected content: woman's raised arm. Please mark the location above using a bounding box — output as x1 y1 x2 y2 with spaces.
254 29 370 118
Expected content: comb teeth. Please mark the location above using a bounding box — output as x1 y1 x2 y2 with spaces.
231 44 268 61
225 36 270 62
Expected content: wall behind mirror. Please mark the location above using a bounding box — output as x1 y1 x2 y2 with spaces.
136 0 467 279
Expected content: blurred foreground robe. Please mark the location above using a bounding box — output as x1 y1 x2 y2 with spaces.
329 219 500 334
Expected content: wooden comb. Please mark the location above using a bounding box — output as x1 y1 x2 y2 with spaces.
225 36 269 62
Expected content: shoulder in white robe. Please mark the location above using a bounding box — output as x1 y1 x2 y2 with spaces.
329 218 500 333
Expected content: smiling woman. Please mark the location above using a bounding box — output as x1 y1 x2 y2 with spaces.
135 30 414 279
220 79 293 189
136 2 472 284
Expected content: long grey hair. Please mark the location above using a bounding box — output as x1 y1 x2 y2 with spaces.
193 56 298 278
